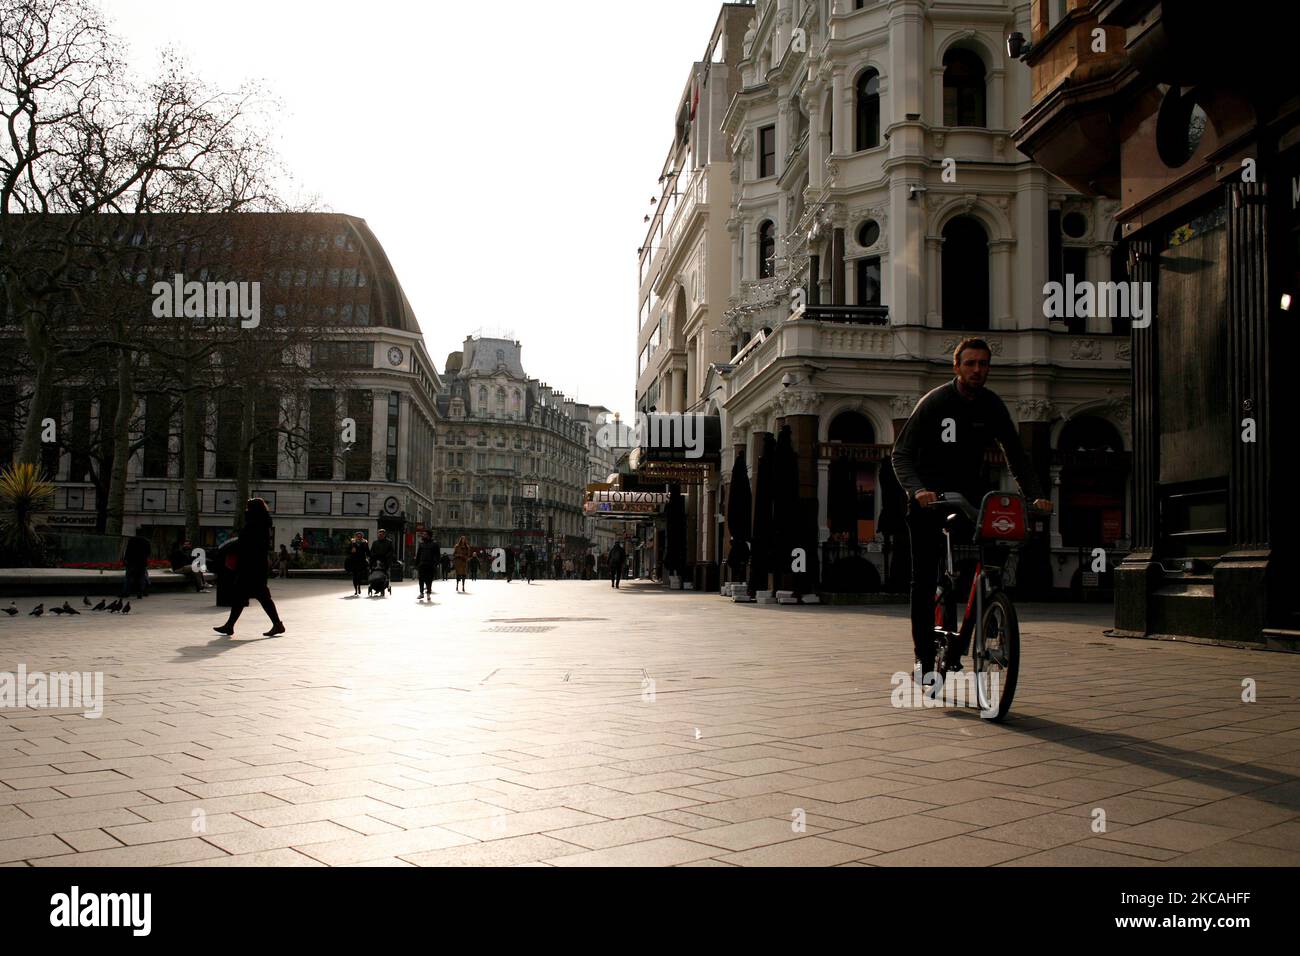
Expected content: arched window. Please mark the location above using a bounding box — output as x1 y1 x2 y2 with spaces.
855 69 880 151
512 389 521 415
496 387 506 412
758 220 776 279
943 48 986 128
478 386 487 411
941 215 989 330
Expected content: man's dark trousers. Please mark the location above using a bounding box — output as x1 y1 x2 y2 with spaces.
906 508 946 666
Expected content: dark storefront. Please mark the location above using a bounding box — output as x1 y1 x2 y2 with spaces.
1014 1 1297 647
625 414 722 589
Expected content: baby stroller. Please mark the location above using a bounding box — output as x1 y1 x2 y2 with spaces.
367 559 392 597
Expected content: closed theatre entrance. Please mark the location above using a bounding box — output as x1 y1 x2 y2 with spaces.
821 411 886 592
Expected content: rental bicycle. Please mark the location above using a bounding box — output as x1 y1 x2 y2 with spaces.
923 491 1041 722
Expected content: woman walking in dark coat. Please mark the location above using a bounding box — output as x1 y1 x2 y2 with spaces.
345 532 370 596
214 498 285 637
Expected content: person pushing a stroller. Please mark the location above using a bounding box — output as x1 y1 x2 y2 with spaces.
368 528 395 597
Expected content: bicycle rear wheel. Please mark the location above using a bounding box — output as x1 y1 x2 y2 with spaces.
974 590 1019 721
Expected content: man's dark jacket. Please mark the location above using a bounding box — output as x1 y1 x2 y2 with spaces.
891 380 1043 511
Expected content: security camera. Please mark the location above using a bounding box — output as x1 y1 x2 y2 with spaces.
781 372 794 389
908 185 927 200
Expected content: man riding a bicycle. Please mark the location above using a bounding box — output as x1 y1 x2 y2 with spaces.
891 337 1053 686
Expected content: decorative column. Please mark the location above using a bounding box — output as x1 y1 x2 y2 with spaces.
989 238 1014 329
777 99 790 179
1087 242 1114 334
1114 237 1160 636
370 391 387 483
333 392 348 481
987 67 1005 132
832 226 846 305
1215 178 1271 643
808 100 824 189
816 459 830 542
396 393 411 483
830 68 845 154
926 234 942 325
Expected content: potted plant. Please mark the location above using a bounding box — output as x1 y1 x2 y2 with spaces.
0 464 56 567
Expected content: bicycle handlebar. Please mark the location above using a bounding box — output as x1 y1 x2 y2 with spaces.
923 491 1051 524
923 492 980 520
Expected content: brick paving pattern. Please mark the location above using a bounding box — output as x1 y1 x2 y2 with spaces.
2 579 1298 866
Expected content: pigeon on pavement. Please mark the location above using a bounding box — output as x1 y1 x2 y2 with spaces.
107 599 122 613
121 601 132 615
50 606 65 615
3 604 17 617
29 603 44 617
92 599 106 611
61 601 79 615
82 596 92 607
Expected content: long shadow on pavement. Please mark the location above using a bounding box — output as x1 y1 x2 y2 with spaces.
171 635 277 661
938 708 1300 805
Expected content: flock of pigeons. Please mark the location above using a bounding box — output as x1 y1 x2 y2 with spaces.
5 597 132 617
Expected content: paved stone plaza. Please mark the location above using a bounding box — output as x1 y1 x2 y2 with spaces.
2 578 1298 867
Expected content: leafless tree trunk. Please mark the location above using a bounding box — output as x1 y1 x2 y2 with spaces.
105 344 132 535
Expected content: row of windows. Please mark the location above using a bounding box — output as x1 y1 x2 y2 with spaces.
752 48 989 182
271 267 369 289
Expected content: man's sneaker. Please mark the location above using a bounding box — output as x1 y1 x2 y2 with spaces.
915 658 942 700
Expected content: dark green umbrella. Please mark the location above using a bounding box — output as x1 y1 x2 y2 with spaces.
748 432 776 593
773 425 800 588
664 484 686 579
725 448 751 580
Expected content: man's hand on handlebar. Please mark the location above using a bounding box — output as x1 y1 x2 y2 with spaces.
915 490 1053 514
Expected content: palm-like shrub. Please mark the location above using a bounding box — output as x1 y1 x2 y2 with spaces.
0 463 56 566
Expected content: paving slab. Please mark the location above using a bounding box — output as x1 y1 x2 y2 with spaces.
2 580 1297 866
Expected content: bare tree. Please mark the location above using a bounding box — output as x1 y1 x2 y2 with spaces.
1 0 282 480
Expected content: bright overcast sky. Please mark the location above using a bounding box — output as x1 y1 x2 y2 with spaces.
100 0 733 421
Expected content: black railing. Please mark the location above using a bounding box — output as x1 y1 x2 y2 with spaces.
801 304 889 325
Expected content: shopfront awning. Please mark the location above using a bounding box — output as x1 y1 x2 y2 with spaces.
627 413 722 483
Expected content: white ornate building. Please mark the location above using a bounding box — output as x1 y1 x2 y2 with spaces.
434 336 589 560
708 0 1132 592
633 4 755 587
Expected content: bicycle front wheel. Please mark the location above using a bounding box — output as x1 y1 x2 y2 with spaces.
975 590 1019 722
